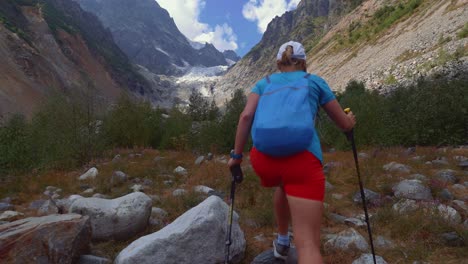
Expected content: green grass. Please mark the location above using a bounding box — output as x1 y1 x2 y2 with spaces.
333 0 424 51
457 22 468 39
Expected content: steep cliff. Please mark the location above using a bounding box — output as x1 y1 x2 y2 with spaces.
0 0 152 117
74 0 230 75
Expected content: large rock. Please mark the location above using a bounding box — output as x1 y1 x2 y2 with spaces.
0 214 91 263
392 179 433 200
115 196 246 264
70 192 152 241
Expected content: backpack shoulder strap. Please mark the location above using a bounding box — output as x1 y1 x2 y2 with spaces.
303 72 320 123
265 75 271 84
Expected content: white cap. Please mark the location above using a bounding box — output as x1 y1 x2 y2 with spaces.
276 41 306 61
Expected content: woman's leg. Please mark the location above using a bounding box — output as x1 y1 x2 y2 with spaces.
274 186 290 236
287 195 324 264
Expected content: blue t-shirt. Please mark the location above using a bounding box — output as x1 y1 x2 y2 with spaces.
250 71 336 162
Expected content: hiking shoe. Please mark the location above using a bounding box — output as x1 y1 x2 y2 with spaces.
273 240 289 260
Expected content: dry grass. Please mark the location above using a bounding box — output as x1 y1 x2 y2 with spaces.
1 146 467 263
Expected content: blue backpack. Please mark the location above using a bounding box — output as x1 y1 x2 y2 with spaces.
251 74 315 157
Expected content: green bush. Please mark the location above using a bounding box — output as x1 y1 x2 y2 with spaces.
101 94 164 149
318 78 468 149
0 114 34 174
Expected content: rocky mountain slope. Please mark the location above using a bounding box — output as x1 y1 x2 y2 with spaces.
74 0 237 76
214 0 468 103
0 0 152 118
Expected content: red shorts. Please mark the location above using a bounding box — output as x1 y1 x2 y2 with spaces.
250 147 325 201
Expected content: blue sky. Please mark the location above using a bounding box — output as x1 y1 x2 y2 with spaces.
156 0 300 57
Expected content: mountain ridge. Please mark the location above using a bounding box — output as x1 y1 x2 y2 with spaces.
214 0 468 104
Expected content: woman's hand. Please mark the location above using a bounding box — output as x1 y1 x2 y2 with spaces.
346 110 356 131
228 158 242 168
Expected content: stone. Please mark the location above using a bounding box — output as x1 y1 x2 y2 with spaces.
375 236 395 249
352 189 380 205
172 189 187 196
392 179 433 200
0 203 14 212
194 185 214 194
37 199 59 216
358 153 370 159
29 200 46 210
174 166 188 175
112 154 121 163
151 207 168 218
69 192 152 241
410 174 427 181
344 218 366 227
195 156 205 165
436 204 461 224
431 158 449 166
383 162 411 173
328 213 347 224
78 167 98 181
332 194 343 200
451 200 467 216
114 196 245 264
434 169 457 184
0 211 24 221
82 188 95 194
393 199 418 214
130 184 144 192
56 195 84 213
440 232 465 247
324 228 369 252
111 171 127 185
439 189 453 201
352 254 388 264
459 160 468 170
0 214 91 263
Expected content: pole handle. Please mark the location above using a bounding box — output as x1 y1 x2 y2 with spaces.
230 164 243 184
343 108 354 140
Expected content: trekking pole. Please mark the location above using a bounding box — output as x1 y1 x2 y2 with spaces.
344 108 377 264
225 163 243 264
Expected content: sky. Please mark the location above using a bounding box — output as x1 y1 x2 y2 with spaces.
156 0 301 57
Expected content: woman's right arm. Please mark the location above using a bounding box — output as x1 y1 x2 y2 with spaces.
322 99 356 132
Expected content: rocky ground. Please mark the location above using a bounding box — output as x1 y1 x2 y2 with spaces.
0 146 467 263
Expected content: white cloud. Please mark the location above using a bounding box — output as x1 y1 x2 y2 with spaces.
156 0 238 51
242 0 300 33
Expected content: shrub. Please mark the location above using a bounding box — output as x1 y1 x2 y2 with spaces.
0 114 34 174
318 78 467 149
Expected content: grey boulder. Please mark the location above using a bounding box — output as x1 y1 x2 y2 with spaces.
392 179 433 200
115 195 246 264
70 192 152 241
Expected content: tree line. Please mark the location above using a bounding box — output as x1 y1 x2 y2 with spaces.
0 77 466 176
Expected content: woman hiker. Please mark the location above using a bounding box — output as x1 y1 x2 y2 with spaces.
228 41 356 264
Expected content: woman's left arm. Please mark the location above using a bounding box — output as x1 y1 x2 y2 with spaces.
228 93 260 167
